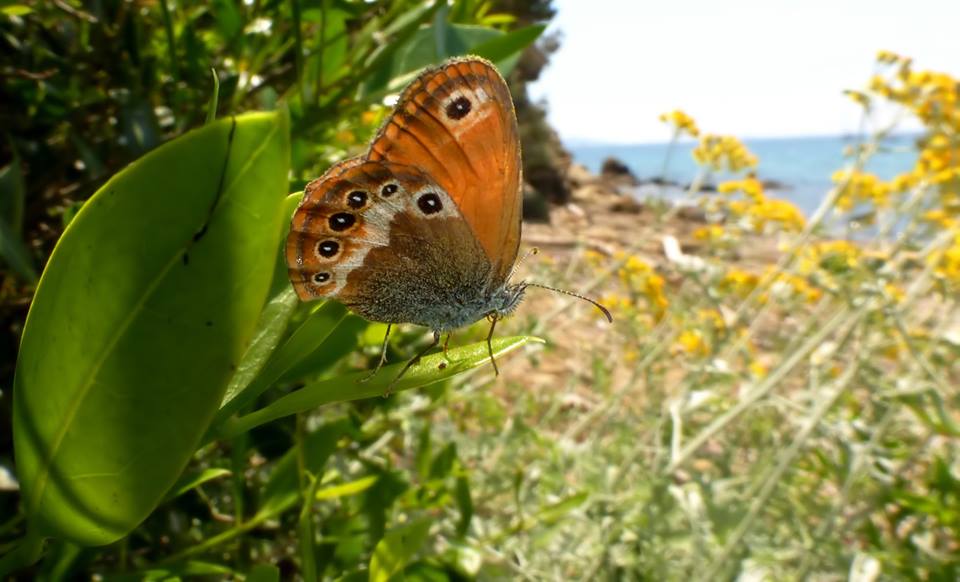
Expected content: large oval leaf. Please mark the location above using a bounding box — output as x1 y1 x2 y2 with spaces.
13 111 290 545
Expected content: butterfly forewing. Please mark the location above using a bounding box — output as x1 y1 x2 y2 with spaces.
368 58 522 283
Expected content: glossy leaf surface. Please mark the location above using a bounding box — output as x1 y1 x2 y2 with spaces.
13 111 290 545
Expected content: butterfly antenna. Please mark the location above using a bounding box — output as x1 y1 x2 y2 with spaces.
508 247 540 282
525 282 613 323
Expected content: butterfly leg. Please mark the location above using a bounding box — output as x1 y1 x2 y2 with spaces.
359 323 392 384
386 330 441 395
437 332 454 370
485 315 500 376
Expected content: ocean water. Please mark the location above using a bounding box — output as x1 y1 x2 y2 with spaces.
569 135 919 215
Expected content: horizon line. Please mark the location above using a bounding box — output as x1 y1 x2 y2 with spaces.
563 130 922 148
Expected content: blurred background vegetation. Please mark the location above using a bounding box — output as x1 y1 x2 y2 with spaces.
3 1 960 580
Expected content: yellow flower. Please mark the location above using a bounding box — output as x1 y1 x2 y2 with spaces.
800 240 862 275
692 135 758 173
844 90 871 108
698 308 726 335
674 329 708 356
876 50 904 64
832 170 893 210
693 224 725 243
930 232 960 285
917 133 959 177
617 255 669 316
884 283 905 303
584 249 606 267
922 209 957 229
718 175 764 201
749 361 768 378
659 109 700 138
747 198 806 233
719 269 759 298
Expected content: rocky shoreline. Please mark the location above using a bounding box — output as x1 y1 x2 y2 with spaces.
521 157 782 271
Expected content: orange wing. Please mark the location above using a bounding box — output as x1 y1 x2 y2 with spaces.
367 57 522 283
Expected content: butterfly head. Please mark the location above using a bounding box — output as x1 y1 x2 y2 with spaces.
488 281 528 321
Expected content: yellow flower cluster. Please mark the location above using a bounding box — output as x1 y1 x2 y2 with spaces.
831 170 895 210
870 51 960 133
739 198 806 233
671 310 728 357
692 134 758 173
718 269 759 298
917 134 960 184
659 109 700 138
719 176 764 201
719 176 805 233
673 329 707 356
615 254 669 317
931 232 960 285
799 240 862 275
693 224 726 244
922 209 957 229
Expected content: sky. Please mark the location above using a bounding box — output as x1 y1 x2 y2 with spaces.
528 0 960 144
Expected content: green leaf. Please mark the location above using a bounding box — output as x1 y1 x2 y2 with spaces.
215 298 353 425
13 111 291 546
245 564 280 582
205 68 220 124
0 155 25 234
0 4 32 16
469 24 546 73
537 491 589 525
454 475 473 538
137 560 236 580
368 518 432 582
429 443 457 480
0 215 36 283
216 336 543 439
217 193 304 415
359 22 500 99
161 468 232 504
315 475 379 500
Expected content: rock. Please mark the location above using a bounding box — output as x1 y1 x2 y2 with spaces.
696 182 718 192
644 176 681 187
610 196 644 214
567 163 596 188
675 205 707 223
600 157 638 184
761 178 792 190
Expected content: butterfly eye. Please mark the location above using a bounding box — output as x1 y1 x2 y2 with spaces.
417 192 443 215
346 191 367 209
328 212 356 232
316 240 339 258
445 96 471 120
312 272 330 284
381 184 398 197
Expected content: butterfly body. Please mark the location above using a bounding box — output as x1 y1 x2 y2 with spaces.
287 57 524 336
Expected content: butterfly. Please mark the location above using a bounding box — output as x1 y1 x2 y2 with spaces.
286 56 610 385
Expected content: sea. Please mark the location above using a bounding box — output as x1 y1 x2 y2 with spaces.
568 134 919 216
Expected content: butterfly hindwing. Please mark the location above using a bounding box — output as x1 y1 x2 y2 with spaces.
286 160 491 327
